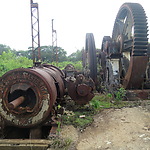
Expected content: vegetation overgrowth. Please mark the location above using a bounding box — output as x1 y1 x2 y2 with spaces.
0 51 33 76
62 88 128 131
0 44 83 76
52 61 82 71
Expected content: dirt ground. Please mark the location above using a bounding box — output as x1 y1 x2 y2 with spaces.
60 105 150 150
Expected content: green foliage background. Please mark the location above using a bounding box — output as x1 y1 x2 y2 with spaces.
0 44 83 76
53 61 82 71
0 51 33 76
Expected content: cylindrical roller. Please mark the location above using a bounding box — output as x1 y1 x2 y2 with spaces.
0 65 65 128
8 96 25 110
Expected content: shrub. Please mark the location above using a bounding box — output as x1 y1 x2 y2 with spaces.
0 51 32 76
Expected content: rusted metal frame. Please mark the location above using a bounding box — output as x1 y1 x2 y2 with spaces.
30 0 41 64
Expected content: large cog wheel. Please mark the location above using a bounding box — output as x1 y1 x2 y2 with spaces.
102 3 149 89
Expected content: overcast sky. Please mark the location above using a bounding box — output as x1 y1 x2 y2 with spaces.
0 0 149 55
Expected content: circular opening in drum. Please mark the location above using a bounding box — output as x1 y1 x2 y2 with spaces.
8 88 36 113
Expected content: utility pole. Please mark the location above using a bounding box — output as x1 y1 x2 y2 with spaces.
30 0 41 64
52 19 58 63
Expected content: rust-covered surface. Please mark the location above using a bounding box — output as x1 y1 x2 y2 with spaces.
0 67 59 128
123 56 148 89
66 74 95 105
85 33 97 84
100 3 149 90
126 89 150 100
0 63 95 139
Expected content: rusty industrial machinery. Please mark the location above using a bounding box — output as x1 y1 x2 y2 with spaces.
83 3 150 95
0 2 149 148
101 2 149 90
0 0 95 141
83 33 97 83
0 63 94 139
30 0 41 63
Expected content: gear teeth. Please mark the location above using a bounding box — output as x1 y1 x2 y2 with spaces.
128 3 148 56
110 3 149 89
112 3 148 56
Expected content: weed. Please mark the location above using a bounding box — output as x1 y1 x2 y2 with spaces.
113 101 129 108
106 93 113 99
56 121 61 134
62 91 128 131
62 110 94 130
50 137 72 150
114 88 126 103
89 94 113 110
73 115 93 128
89 99 102 110
57 104 61 110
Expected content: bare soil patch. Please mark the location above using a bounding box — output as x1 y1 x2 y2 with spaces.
60 106 150 150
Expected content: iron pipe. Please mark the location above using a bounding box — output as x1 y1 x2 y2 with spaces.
8 96 25 110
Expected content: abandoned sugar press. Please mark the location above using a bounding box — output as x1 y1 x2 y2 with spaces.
83 2 150 100
0 62 94 139
0 0 95 141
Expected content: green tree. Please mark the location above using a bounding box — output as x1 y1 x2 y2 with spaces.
13 49 32 59
0 44 12 55
56 47 67 62
12 45 67 63
40 46 67 63
68 50 82 62
0 51 32 76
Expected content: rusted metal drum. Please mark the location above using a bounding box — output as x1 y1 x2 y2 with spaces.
0 65 65 128
66 74 95 105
